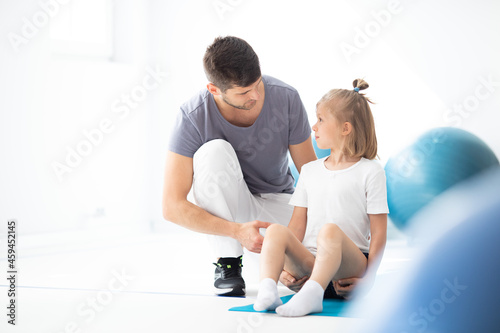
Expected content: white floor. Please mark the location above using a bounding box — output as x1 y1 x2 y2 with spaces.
0 227 412 333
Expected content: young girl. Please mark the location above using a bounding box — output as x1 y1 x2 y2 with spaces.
254 79 388 317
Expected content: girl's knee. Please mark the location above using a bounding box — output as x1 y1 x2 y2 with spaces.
264 224 291 246
266 223 288 236
318 223 343 241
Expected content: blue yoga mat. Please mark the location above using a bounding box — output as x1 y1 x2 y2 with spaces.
229 295 355 317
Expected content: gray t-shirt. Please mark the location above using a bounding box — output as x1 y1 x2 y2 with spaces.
168 75 311 194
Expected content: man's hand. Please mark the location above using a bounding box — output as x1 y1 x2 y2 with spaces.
279 270 309 292
234 220 272 253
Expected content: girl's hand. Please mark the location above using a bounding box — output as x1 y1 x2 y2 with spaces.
279 270 309 292
333 278 358 299
334 276 375 299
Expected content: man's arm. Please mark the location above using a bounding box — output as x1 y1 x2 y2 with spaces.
289 136 317 173
162 151 271 253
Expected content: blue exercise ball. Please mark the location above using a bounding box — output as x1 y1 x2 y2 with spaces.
385 127 499 230
289 137 330 186
353 168 500 333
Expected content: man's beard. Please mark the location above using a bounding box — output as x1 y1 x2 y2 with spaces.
222 96 256 110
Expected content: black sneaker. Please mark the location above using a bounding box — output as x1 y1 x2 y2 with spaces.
213 256 246 297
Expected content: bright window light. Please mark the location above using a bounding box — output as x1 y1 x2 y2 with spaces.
49 0 113 58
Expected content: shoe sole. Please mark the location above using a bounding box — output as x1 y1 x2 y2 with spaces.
214 286 246 297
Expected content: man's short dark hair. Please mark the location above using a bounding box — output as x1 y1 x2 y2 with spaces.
203 36 261 92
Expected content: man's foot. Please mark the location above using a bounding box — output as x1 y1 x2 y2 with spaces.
213 256 246 297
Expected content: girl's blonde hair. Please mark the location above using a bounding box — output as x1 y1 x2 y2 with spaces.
317 79 378 160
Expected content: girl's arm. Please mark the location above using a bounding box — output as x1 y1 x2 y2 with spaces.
366 213 388 279
287 206 308 241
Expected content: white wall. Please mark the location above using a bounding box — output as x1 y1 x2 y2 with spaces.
0 0 157 234
1 0 499 235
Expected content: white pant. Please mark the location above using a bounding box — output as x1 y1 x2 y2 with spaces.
193 139 294 258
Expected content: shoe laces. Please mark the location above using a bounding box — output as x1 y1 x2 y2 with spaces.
214 262 243 279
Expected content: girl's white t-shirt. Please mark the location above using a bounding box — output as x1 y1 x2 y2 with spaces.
289 157 389 254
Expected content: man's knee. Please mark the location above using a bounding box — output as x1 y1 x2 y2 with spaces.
194 139 236 160
194 139 240 175
197 139 233 156
192 139 244 204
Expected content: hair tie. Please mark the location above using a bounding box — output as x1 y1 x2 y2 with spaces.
354 87 360 92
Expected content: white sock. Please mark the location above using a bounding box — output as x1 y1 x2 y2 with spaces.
275 280 324 317
253 278 283 311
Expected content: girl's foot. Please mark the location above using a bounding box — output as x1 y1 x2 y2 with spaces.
275 280 323 317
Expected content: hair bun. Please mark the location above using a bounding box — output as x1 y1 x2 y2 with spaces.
353 79 369 91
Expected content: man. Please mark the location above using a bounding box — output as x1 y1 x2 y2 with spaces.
162 36 316 296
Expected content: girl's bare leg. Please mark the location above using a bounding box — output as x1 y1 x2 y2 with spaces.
254 224 315 311
311 223 367 288
276 223 367 317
